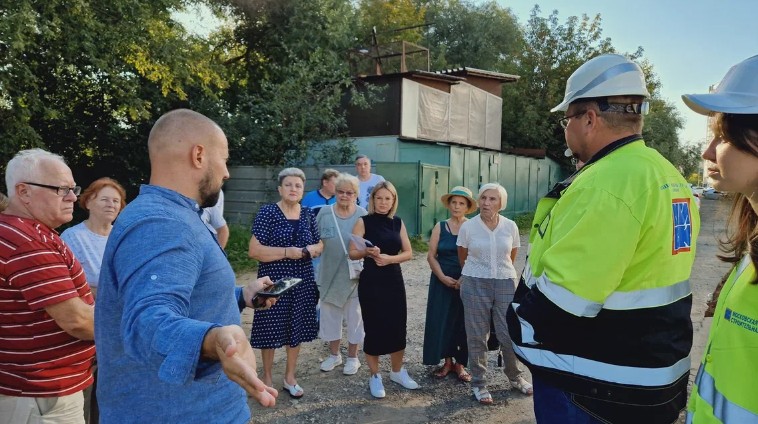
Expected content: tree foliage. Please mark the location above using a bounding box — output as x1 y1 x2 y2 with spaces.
501 7 614 158
421 0 521 71
357 0 426 44
501 7 693 171
216 0 370 166
0 0 700 197
0 0 228 194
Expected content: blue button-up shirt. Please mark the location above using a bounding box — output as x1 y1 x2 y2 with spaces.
95 185 248 423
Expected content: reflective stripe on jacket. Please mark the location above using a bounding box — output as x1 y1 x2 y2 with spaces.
687 257 758 423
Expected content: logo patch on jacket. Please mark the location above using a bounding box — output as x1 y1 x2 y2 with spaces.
725 308 758 334
671 198 692 255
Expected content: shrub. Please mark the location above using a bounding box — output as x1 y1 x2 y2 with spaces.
227 224 258 274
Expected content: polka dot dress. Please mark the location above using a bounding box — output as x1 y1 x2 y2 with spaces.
250 203 319 349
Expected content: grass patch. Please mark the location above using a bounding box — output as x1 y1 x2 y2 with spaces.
513 212 535 232
226 224 258 274
410 234 429 253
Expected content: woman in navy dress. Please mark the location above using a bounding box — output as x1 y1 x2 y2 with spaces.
422 186 477 382
349 181 416 399
249 167 323 399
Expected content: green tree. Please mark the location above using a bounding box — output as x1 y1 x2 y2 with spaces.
501 7 614 159
357 0 426 44
421 0 521 72
642 99 684 167
681 142 706 182
217 0 374 166
501 7 689 171
0 0 227 194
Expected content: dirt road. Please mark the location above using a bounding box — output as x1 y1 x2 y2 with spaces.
238 197 732 424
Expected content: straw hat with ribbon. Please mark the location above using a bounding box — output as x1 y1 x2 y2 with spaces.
440 186 477 214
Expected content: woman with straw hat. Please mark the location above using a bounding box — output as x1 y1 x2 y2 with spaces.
423 186 477 382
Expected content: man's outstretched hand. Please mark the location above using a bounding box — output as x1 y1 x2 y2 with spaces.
204 325 278 407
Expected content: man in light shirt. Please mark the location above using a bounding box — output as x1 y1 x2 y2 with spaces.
354 155 384 209
202 189 229 248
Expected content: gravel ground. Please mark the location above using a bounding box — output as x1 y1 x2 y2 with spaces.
236 198 731 424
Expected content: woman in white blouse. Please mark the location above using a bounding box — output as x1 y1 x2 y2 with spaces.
457 183 532 405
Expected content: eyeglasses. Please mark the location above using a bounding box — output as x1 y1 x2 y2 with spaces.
558 111 588 129
23 182 81 197
336 190 356 196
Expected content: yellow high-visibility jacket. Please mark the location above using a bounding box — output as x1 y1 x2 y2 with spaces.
507 136 701 424
687 256 758 423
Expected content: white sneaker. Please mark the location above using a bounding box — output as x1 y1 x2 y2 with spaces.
343 357 361 375
369 373 385 398
389 367 419 390
320 354 343 372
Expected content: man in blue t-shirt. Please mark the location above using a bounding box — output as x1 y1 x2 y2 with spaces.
301 168 339 214
301 169 339 281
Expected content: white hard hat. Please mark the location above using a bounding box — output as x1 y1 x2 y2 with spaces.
551 54 650 112
682 54 758 115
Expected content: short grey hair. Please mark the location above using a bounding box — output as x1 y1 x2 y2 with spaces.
277 167 306 185
5 149 68 199
478 182 508 211
334 173 359 194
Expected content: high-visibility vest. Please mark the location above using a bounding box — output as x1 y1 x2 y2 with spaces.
507 137 701 423
687 256 758 423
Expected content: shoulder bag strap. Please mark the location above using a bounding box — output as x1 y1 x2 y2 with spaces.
331 206 349 257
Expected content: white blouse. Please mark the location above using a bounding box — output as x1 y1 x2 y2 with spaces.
457 214 521 279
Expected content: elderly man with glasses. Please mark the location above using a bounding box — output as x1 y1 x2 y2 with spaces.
0 149 95 424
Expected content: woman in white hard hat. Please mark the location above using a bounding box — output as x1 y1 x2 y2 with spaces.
683 54 758 424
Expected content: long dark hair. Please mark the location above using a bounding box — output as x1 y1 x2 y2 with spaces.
713 113 758 280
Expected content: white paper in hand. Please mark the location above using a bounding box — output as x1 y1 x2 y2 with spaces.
350 234 372 251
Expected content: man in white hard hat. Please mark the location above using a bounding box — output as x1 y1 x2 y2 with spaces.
506 54 701 424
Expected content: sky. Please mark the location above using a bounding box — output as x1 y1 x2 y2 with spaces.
499 0 758 146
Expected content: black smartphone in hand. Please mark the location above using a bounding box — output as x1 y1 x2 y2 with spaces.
256 277 303 298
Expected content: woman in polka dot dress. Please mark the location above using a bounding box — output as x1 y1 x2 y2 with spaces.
248 167 323 399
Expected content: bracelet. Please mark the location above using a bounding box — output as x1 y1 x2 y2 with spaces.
284 247 287 259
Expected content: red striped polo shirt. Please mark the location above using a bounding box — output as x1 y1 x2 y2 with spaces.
0 214 95 397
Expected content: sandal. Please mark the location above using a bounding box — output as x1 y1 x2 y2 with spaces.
433 361 453 378
510 377 533 395
453 363 472 382
282 380 304 399
472 386 493 405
